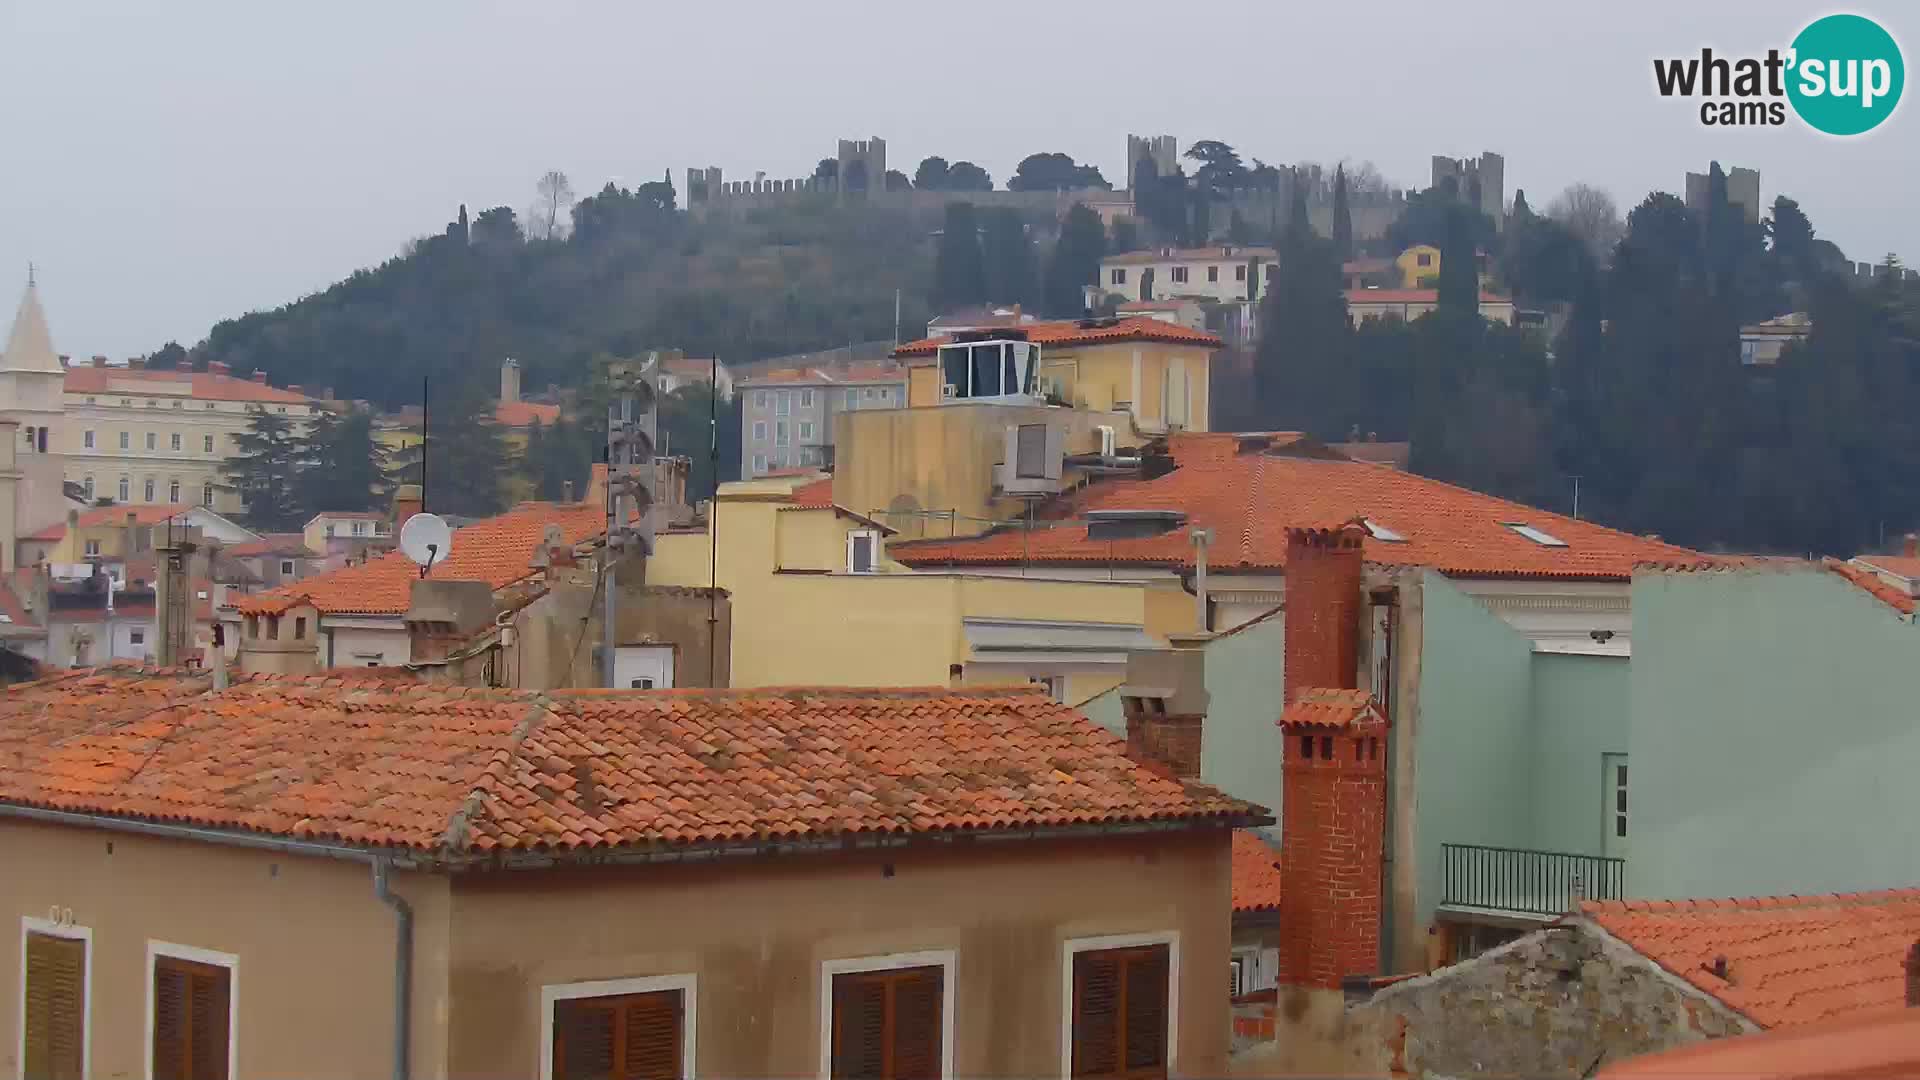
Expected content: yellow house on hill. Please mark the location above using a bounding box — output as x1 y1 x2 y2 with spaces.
648 473 1165 701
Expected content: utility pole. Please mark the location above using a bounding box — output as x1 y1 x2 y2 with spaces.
1569 474 1582 520
602 359 658 688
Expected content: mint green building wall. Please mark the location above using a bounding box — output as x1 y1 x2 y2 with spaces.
1080 685 1125 735
1630 568 1920 899
1411 575 1535 924
1196 614 1288 834
1528 654 1629 857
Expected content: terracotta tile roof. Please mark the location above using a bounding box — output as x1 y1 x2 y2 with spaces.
890 433 1700 580
24 504 185 542
0 673 1262 856
63 367 311 405
494 400 560 428
1597 1005 1920 1079
0 573 40 633
1853 554 1920 579
236 500 610 616
1278 688 1380 730
892 317 1222 358
1826 559 1916 615
791 478 834 509
1580 889 1920 1029
1346 289 1513 304
1232 830 1283 912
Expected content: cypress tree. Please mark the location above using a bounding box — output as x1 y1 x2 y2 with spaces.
1332 165 1353 260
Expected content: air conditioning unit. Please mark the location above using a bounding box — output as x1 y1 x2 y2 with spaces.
996 423 1065 496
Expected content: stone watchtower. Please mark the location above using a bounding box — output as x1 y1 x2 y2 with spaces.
836 137 886 199
1276 521 1389 990
1126 134 1179 187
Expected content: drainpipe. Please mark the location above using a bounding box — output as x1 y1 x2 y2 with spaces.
372 858 414 1080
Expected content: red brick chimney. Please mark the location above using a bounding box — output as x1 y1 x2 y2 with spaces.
1906 940 1919 1007
1276 521 1387 990
1120 633 1210 780
392 484 423 534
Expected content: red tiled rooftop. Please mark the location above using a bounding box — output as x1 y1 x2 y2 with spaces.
1580 888 1920 1029
237 499 611 616
790 477 834 509
23 504 186 542
1827 559 1917 615
1853 554 1920 579
63 367 311 405
892 317 1221 358
0 672 1262 856
494 400 560 427
1278 687 1380 730
1598 1006 1920 1079
1232 830 1283 913
890 433 1700 580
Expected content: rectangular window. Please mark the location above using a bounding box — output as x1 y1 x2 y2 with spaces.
863 388 876 400
754 391 769 410
775 391 791 416
799 421 815 443
131 629 145 646
147 432 158 451
1503 522 1568 547
119 478 131 502
170 433 183 451
82 476 95 500
1235 265 1247 281
169 480 181 504
775 421 790 446
753 421 768 442
1067 939 1173 1079
352 521 367 537
544 975 693 1080
204 435 215 453
280 560 295 575
120 431 130 450
825 958 949 1080
145 478 156 501
845 389 859 409
22 924 89 1080
801 389 814 409
203 483 215 506
84 430 95 449
847 530 878 574
1417 252 1433 267
879 388 891 401
1206 266 1218 283
85 540 101 557
752 454 767 475
1111 268 1126 285
1170 266 1188 284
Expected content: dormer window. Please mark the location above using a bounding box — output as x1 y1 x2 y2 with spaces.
1504 523 1568 547
937 339 1042 402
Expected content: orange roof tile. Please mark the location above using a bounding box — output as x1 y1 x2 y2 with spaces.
63 367 311 404
23 504 186 542
1580 889 1920 1029
1826 559 1917 615
494 400 560 427
1598 1006 1920 1079
890 433 1701 580
1853 554 1920 579
1232 830 1283 912
892 317 1222 358
236 499 610 616
0 672 1262 856
791 477 834 509
1278 688 1380 730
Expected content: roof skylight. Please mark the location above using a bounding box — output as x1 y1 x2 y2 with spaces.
1364 519 1407 542
1504 523 1568 547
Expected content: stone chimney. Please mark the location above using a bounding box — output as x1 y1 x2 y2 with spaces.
1276 521 1388 991
392 483 423 534
403 578 496 666
500 357 522 405
1905 534 1918 559
1906 940 1919 1007
251 371 268 385
1120 634 1210 779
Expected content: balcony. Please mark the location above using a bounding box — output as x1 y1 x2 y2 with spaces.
1440 843 1625 917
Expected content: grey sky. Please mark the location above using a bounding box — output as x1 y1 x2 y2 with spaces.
2 0 1914 357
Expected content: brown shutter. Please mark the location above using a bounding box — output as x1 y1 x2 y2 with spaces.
24 932 86 1080
153 963 189 1080
890 969 943 1080
554 1000 616 1080
1121 948 1169 1077
1071 951 1121 1078
190 966 232 1080
620 993 682 1080
831 974 888 1080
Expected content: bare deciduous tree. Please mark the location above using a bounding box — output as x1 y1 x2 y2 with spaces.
1548 183 1624 262
532 170 575 241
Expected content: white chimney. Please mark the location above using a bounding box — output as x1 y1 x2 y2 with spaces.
500 357 521 405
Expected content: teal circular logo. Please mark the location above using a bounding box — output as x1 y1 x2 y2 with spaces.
1787 14 1904 135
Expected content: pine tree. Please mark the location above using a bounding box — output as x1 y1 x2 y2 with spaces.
933 202 988 309
1437 194 1480 316
1043 204 1108 316
981 208 1036 306
1331 165 1353 260
294 406 392 517
419 378 511 517
223 406 304 530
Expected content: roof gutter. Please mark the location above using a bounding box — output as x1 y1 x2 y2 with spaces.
1 804 418 1080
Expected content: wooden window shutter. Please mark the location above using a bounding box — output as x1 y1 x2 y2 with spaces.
23 932 86 1080
1071 945 1170 1080
831 966 944 1080
553 991 683 1080
153 956 231 1080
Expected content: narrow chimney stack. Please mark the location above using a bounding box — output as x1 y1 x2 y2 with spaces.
500 357 522 405
1282 521 1366 700
251 371 268 385
1906 940 1920 1007
392 484 424 535
1120 634 1210 780
1904 534 1918 560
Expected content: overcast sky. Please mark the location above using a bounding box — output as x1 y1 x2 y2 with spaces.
2 0 1913 357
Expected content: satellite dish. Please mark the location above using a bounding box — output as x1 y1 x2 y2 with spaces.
399 513 453 576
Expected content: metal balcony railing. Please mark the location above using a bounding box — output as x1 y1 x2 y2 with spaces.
1440 843 1625 916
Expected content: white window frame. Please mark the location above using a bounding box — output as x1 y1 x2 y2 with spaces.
752 420 768 442
846 528 880 574
775 391 792 416
799 421 815 443
755 390 770 410
19 915 94 1080
144 940 238 1080
83 430 95 449
538 972 696 1080
844 389 858 409
204 435 215 454
170 433 182 452
1059 931 1180 1080
818 949 956 1080
118 478 130 502
119 432 130 450
146 432 157 451
800 389 814 409
752 454 767 475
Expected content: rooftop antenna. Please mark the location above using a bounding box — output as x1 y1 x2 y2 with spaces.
399 512 453 579
420 375 429 511
26 261 35 286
